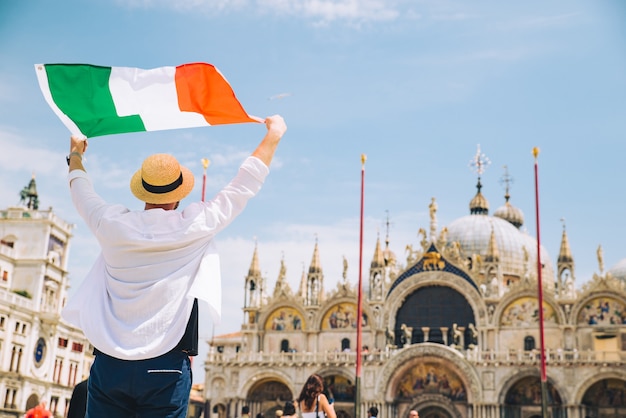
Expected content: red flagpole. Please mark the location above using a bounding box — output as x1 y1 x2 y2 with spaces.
201 158 210 202
355 154 366 418
533 147 549 417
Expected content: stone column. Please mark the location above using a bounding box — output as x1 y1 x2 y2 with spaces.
441 327 449 345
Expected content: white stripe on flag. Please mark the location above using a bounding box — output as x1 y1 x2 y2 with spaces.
109 66 211 132
34 64 84 137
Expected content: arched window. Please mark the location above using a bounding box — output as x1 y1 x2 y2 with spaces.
341 338 350 351
280 339 289 353
524 336 535 351
395 285 475 346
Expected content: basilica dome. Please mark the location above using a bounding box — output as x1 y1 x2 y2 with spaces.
608 258 626 282
444 177 555 288
494 200 524 229
446 214 554 284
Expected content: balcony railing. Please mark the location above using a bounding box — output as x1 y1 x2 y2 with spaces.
0 288 35 310
205 347 626 367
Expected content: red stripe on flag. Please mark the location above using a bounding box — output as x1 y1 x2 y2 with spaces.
175 63 259 125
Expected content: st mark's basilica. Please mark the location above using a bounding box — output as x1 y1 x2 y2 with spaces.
204 151 626 418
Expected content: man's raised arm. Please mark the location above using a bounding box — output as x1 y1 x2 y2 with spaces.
252 114 287 167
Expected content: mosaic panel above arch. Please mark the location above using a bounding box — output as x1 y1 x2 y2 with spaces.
264 307 305 331
395 360 467 402
577 297 626 326
248 379 293 402
500 297 557 327
504 376 562 406
582 378 626 407
322 302 368 330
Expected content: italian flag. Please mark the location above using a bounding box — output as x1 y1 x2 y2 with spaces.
35 63 261 138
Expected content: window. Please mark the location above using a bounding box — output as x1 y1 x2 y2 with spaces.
68 363 78 386
58 338 68 348
48 235 64 253
1 270 7 281
524 336 536 351
13 321 28 334
54 358 63 383
71 342 83 353
50 396 59 415
9 346 23 372
280 339 290 353
3 388 16 409
341 338 351 351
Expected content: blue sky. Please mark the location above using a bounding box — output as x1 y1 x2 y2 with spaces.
1 0 625 381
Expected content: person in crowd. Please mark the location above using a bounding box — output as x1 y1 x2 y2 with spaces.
297 374 336 418
368 406 378 418
409 410 419 418
67 379 88 418
282 401 297 418
240 406 251 418
24 401 52 418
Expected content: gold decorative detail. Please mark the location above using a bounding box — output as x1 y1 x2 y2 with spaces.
423 251 445 271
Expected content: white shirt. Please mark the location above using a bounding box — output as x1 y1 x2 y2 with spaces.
63 156 268 360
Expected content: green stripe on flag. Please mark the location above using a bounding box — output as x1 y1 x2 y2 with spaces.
45 64 145 137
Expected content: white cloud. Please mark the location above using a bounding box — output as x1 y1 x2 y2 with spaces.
112 0 583 28
0 129 67 208
262 0 400 23
117 0 401 23
0 129 61 173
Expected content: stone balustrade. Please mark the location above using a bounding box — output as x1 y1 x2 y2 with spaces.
205 347 625 367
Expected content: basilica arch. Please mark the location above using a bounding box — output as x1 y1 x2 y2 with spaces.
498 369 565 417
572 371 626 418
384 270 486 329
383 270 485 351
262 305 307 332
378 343 481 417
408 394 462 418
240 371 295 417
495 290 565 327
573 293 626 327
319 300 370 331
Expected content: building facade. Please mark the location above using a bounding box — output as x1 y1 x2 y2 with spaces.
204 160 626 418
0 177 93 417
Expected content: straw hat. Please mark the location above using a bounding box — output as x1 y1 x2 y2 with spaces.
130 154 194 204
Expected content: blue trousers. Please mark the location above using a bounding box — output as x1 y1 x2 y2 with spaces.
86 349 192 418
